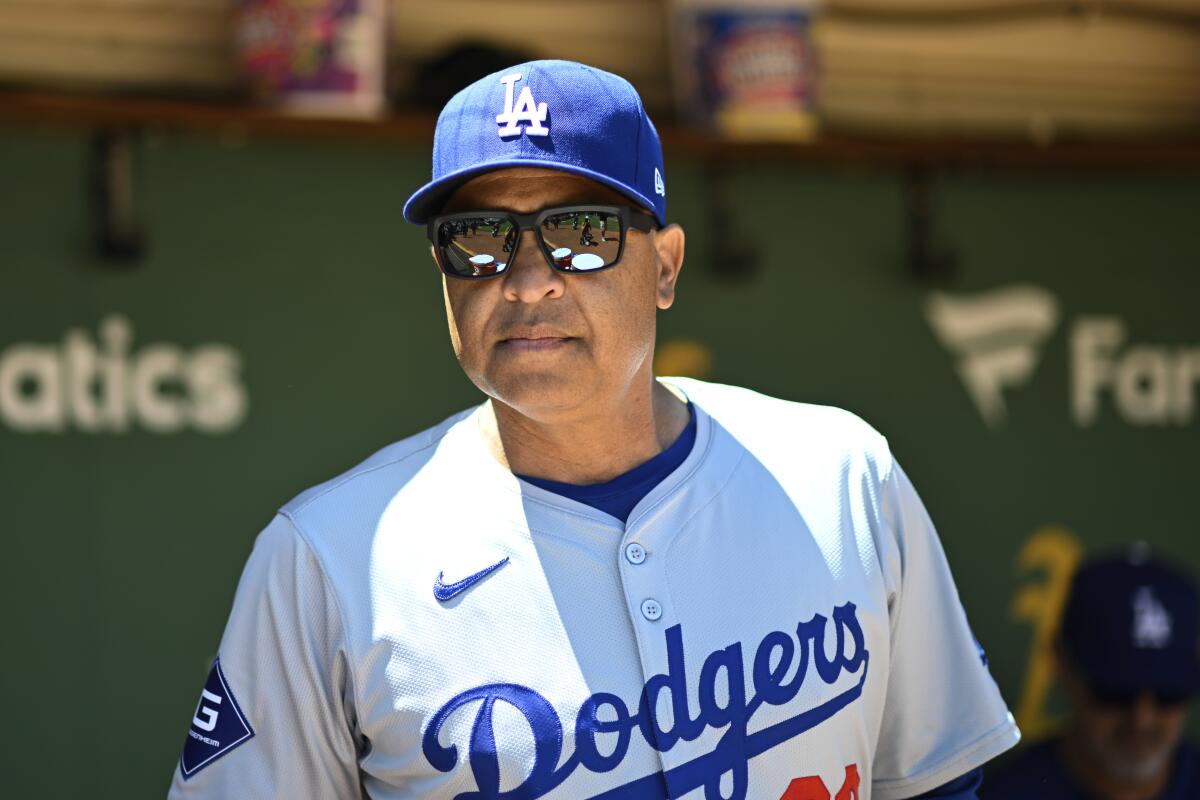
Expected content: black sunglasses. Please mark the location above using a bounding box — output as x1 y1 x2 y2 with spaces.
1088 684 1192 710
427 205 659 279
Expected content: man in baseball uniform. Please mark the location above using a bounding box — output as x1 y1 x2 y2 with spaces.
169 60 1019 799
983 549 1199 799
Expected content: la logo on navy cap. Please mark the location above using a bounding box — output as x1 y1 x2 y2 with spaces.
1132 585 1173 649
1060 546 1200 696
404 60 667 228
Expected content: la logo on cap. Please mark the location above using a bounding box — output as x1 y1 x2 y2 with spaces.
1132 586 1172 649
497 73 549 138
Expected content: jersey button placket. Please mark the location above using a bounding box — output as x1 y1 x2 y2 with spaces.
621 537 667 625
624 542 659 620
639 598 662 621
619 523 680 786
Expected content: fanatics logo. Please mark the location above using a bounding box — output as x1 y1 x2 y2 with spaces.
926 283 1200 429
496 73 549 138
924 284 1059 428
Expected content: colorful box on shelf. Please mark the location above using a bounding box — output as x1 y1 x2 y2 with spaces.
671 0 822 141
236 0 389 119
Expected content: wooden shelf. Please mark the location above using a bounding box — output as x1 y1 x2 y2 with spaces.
3 88 1200 168
0 89 437 143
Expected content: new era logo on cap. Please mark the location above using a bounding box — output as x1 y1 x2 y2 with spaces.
403 60 668 229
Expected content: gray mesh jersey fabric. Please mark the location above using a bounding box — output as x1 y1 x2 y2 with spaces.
168 378 1019 799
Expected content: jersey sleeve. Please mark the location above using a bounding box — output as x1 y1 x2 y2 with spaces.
167 514 363 798
870 461 1020 800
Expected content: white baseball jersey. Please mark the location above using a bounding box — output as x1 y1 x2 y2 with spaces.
168 378 1019 800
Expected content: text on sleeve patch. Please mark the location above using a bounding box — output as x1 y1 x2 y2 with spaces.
179 658 255 780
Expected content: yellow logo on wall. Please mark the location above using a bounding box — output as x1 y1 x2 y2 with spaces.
1011 525 1084 741
655 338 713 379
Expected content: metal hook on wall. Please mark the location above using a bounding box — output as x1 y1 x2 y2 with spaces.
89 128 145 264
702 161 762 282
904 165 959 284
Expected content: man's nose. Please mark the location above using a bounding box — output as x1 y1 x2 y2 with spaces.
1126 692 1162 731
502 229 565 303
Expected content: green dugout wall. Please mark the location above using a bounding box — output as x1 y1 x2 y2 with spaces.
2 126 1198 797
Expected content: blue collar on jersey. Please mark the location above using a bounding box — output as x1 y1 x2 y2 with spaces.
517 402 697 522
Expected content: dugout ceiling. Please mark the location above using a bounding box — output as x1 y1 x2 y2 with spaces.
2 0 1200 139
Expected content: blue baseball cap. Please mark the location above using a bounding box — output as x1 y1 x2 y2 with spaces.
403 59 667 227
1059 545 1200 696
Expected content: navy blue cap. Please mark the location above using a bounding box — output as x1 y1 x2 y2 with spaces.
1060 545 1200 695
403 60 667 227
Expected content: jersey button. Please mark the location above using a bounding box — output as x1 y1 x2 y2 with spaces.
640 599 662 621
624 542 646 565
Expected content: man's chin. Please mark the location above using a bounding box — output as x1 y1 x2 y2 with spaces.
1100 743 1174 785
487 373 595 417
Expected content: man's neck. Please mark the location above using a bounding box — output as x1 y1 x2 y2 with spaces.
481 379 691 485
1059 733 1173 800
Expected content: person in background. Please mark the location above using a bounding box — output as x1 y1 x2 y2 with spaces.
984 546 1200 799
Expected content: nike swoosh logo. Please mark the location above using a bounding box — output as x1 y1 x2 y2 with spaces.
433 557 510 603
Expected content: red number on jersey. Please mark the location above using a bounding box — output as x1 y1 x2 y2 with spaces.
779 764 860 800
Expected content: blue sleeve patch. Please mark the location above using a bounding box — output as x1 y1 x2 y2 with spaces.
974 635 989 667
179 658 255 780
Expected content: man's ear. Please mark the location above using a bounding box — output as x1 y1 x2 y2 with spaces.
653 224 685 310
430 244 441 273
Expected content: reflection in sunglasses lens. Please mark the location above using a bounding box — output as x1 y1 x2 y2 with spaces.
541 211 621 271
1090 685 1190 709
438 210 625 277
439 217 514 276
